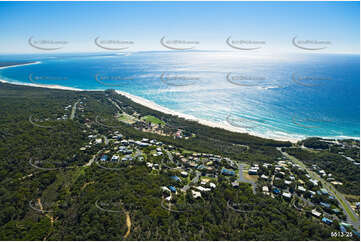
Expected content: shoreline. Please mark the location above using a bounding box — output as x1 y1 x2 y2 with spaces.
0 62 358 143
0 61 42 70
115 90 303 143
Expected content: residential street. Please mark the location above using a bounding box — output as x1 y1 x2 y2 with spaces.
277 147 360 232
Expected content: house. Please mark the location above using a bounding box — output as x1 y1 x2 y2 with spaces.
161 186 171 193
309 190 316 196
282 192 292 200
320 202 331 208
332 208 340 214
95 138 102 144
321 217 333 225
209 182 216 189
100 154 108 162
168 185 176 193
195 186 211 192
165 195 172 202
180 171 188 177
284 180 292 185
311 209 321 218
197 164 207 170
320 188 328 195
221 168 235 176
121 139 129 146
262 186 269 194
111 155 119 162
309 179 319 186
297 186 306 192
273 188 281 195
170 176 182 182
192 190 202 198
146 162 153 168
260 174 269 180
231 181 239 187
340 225 347 233
248 169 258 175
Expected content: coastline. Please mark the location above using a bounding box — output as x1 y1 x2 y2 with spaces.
115 90 303 143
0 61 41 70
0 62 358 143
0 78 83 91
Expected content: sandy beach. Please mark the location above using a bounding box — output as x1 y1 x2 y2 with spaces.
0 78 83 91
0 61 41 70
115 90 303 143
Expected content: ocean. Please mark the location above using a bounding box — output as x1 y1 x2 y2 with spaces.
0 51 359 141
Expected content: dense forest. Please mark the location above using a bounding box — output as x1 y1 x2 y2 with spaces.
0 83 356 240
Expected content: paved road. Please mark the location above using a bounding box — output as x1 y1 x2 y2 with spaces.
237 163 256 194
108 98 123 112
182 171 201 192
84 150 102 167
278 147 360 232
70 100 80 120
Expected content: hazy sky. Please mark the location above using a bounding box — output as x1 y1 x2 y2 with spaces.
0 1 359 54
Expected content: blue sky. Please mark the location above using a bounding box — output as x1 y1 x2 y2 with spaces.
0 1 359 54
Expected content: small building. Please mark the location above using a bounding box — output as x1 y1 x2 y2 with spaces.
195 186 211 192
221 168 235 176
297 186 306 192
100 154 108 162
95 138 102 144
322 217 333 225
248 169 258 175
209 182 216 189
168 185 176 193
111 155 119 162
282 192 292 200
320 188 328 195
231 181 239 187
285 180 292 185
332 208 340 214
311 209 321 218
339 225 347 233
262 186 269 193
161 186 171 193
191 190 202 198
260 174 269 180
170 176 181 182
180 171 188 177
309 179 319 186
121 139 129 146
320 202 331 208
273 188 281 195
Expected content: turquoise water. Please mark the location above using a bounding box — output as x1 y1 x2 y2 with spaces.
0 51 359 140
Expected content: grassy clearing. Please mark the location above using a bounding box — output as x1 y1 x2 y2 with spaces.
141 115 165 125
